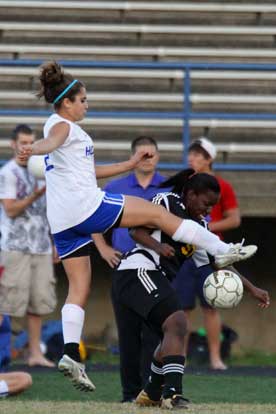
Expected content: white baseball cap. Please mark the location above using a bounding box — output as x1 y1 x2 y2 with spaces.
189 137 217 160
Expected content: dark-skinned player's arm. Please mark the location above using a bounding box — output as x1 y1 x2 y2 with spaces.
226 265 270 309
130 227 175 258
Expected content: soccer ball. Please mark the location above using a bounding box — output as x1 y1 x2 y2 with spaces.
203 269 243 309
27 155 45 179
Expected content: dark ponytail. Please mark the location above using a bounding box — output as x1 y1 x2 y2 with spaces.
160 168 220 200
160 168 195 194
37 61 84 108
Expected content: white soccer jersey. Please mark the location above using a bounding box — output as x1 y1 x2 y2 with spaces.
43 113 104 233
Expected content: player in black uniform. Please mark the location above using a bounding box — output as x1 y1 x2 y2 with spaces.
113 169 269 410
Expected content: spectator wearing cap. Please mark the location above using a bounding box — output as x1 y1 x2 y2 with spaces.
188 137 240 239
172 137 240 370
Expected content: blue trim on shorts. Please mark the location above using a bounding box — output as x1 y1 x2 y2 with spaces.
53 192 125 258
172 259 213 309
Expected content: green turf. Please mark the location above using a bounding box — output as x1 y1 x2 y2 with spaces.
3 401 276 414
12 371 276 404
230 351 276 366
89 349 276 366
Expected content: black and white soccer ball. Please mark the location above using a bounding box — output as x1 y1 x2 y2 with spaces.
203 269 243 309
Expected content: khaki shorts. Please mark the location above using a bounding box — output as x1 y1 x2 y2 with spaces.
0 251 57 317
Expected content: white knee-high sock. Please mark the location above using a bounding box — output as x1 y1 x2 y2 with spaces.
172 220 230 256
61 304 85 344
0 380 9 397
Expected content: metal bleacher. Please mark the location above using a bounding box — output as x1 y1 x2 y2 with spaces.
1 1 276 214
2 21 276 37
0 4 276 177
2 45 276 63
1 2 276 62
3 90 276 110
1 1 276 18
1 59 276 170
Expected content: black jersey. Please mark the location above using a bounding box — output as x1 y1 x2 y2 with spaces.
118 192 207 280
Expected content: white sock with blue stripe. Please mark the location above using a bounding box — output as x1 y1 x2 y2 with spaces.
0 380 9 397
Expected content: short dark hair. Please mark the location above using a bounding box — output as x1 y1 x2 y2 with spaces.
12 124 34 141
131 136 158 153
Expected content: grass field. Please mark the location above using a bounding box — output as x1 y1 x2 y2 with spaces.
2 369 276 414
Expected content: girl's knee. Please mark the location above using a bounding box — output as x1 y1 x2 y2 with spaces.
15 372 32 390
151 204 168 226
22 373 32 390
4 372 32 394
68 283 91 306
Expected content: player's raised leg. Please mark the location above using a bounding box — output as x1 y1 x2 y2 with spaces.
120 196 257 266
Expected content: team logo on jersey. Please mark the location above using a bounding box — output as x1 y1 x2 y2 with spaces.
181 244 195 257
85 145 94 156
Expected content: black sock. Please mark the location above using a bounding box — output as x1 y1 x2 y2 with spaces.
162 355 185 398
144 358 164 401
64 342 81 363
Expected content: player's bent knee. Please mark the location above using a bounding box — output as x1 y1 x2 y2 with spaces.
4 372 32 394
23 373 33 389
68 285 90 306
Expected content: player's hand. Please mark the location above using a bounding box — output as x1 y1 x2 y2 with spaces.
100 245 122 268
251 286 270 308
17 144 34 162
156 243 175 258
128 149 154 168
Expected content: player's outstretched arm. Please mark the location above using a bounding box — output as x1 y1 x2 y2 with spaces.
18 122 69 161
228 266 270 308
95 149 154 178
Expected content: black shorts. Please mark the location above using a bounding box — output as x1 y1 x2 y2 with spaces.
112 268 182 336
63 241 93 259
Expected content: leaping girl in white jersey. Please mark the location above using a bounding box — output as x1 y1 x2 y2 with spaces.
19 61 257 392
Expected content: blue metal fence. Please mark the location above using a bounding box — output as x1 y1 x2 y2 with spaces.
1 58 276 171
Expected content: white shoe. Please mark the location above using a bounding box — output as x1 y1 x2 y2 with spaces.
58 354 96 392
215 239 257 268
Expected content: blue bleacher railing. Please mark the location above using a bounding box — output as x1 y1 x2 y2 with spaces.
1 58 276 171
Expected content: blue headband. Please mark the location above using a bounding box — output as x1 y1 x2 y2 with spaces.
53 79 78 104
